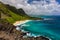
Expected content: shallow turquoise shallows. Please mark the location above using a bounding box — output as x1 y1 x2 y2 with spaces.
20 16 60 40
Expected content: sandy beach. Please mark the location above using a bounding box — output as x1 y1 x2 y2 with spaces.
13 20 31 26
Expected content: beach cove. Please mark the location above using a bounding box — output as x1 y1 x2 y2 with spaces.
13 16 60 40
13 20 51 40
13 20 31 26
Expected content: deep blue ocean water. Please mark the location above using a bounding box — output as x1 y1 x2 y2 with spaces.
19 16 60 40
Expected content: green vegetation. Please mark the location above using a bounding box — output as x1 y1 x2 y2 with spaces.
0 2 42 24
0 2 49 40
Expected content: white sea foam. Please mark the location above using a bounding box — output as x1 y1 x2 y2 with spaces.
15 20 51 40
44 18 53 20
21 24 30 27
13 20 31 26
16 27 20 30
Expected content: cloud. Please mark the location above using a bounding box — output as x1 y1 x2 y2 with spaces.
0 0 60 16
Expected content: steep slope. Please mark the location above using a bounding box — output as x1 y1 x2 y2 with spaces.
0 2 28 23
0 2 43 24
0 5 20 23
0 19 49 40
6 4 28 16
0 2 49 40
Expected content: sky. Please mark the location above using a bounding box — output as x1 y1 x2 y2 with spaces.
56 0 60 4
0 0 60 16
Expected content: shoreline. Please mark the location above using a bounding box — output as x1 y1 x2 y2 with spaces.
13 20 51 40
13 20 31 26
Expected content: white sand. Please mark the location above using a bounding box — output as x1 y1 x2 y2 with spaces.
13 20 31 26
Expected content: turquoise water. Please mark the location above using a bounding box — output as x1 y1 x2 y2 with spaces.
19 16 60 40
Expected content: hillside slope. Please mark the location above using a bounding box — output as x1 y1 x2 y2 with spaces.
0 2 49 40
0 2 43 24
6 4 29 16
0 19 49 40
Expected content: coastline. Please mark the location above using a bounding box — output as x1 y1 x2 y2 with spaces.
13 20 51 40
13 20 31 26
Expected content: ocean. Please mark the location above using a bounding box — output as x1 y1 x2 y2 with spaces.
18 16 60 40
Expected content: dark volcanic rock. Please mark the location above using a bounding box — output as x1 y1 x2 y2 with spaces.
39 36 49 40
0 19 49 40
0 38 6 40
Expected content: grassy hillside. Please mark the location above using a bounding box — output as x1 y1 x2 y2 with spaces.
0 2 43 24
6 4 29 16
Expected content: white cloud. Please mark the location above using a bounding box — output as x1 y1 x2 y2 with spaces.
0 0 60 16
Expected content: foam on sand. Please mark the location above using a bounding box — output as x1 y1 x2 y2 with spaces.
13 20 31 26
